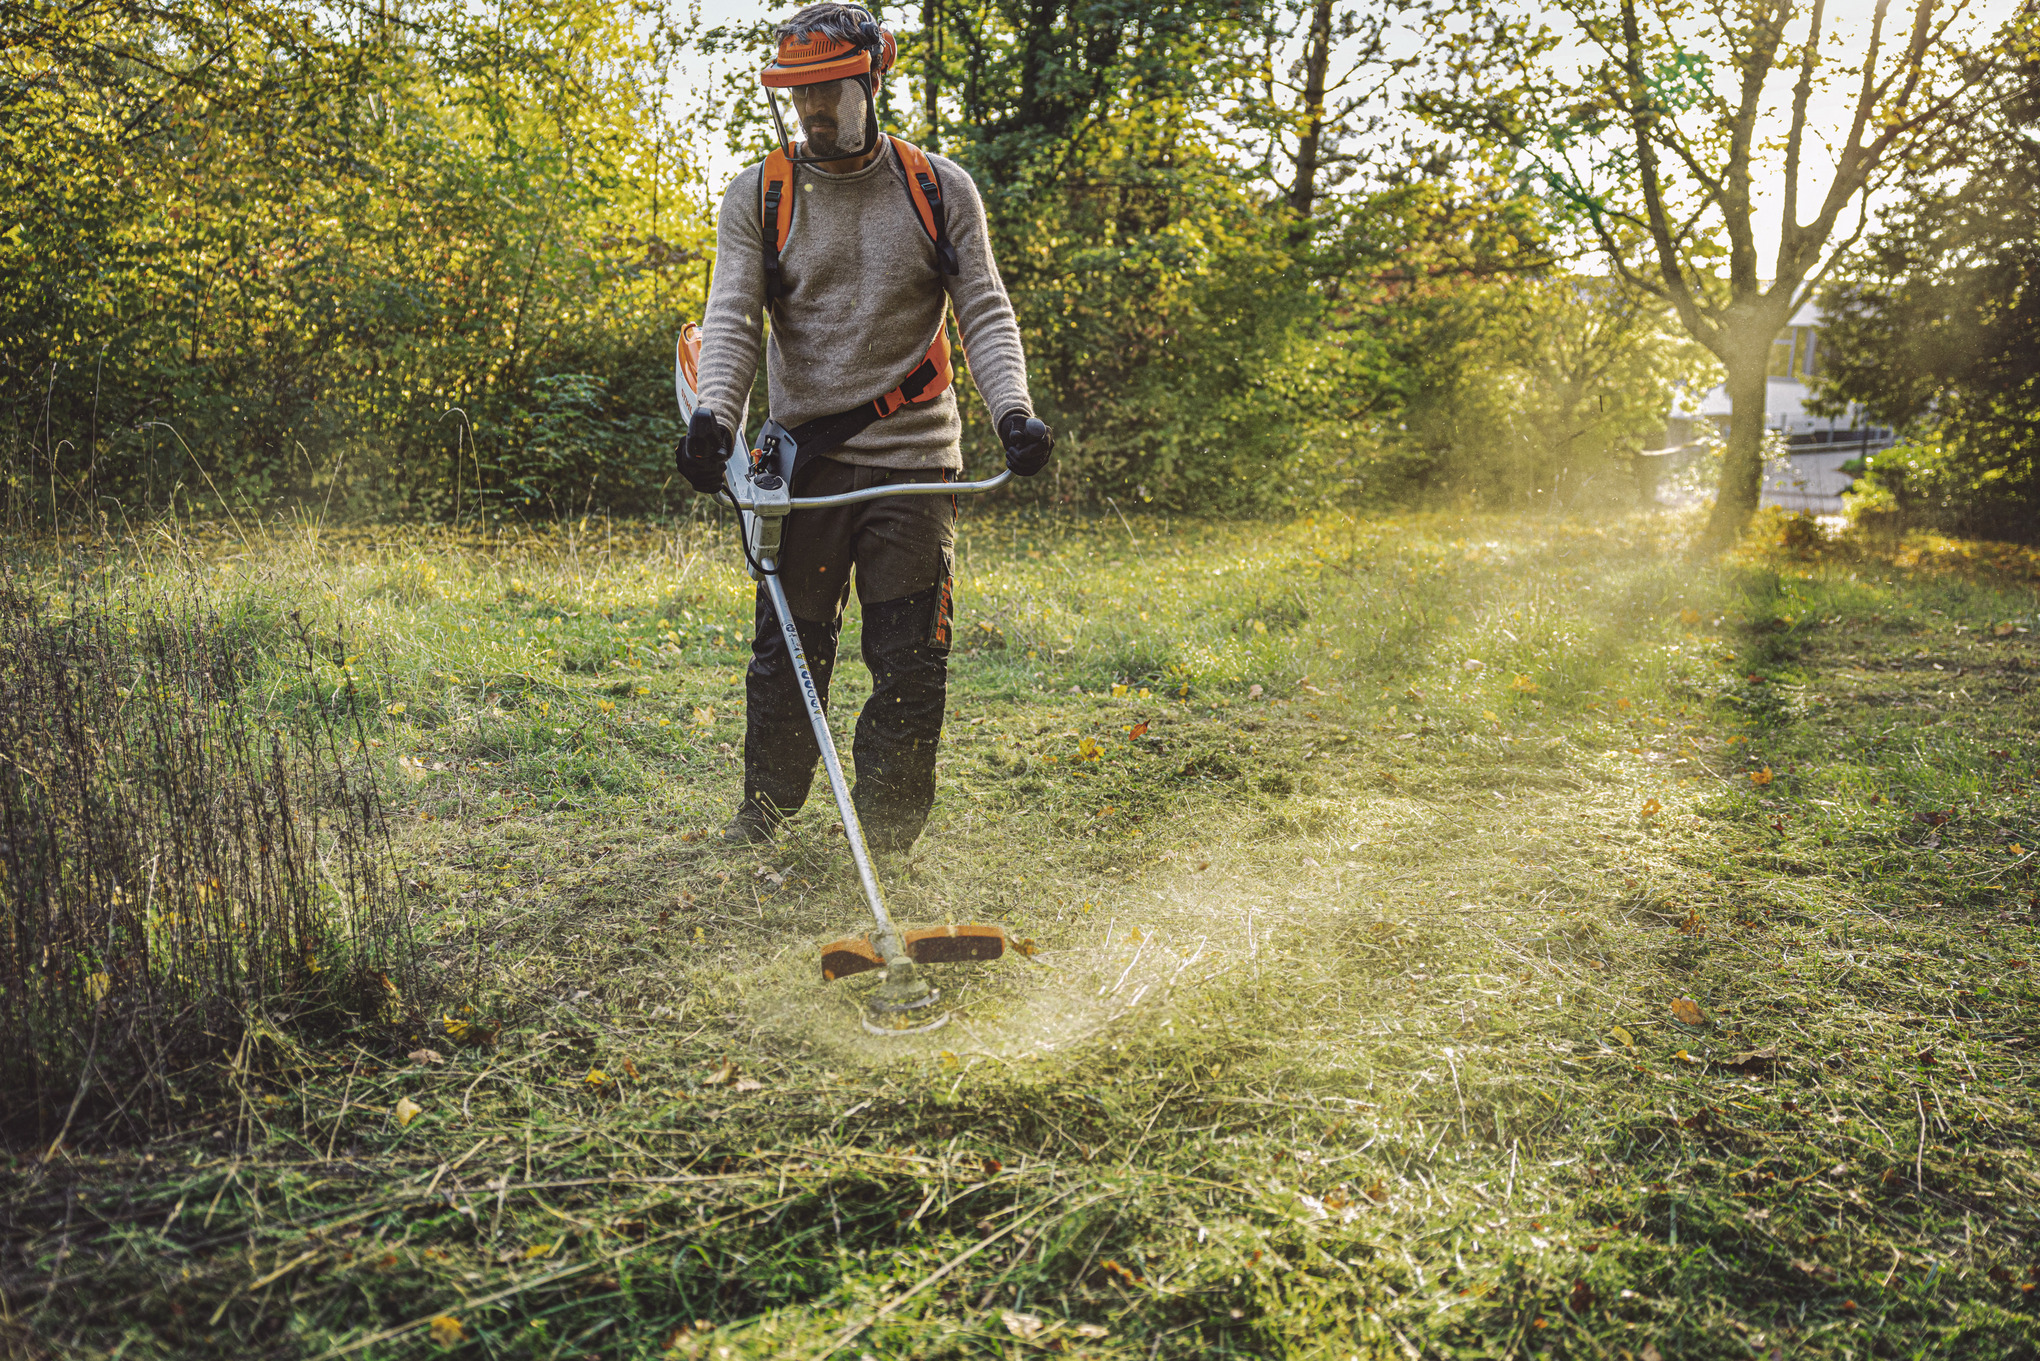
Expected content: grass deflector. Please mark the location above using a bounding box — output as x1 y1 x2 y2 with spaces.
677 328 1011 1034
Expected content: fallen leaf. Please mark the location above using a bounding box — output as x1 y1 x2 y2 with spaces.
1669 997 1711 1028
1510 674 1540 693
1013 938 1039 957
1674 1049 1703 1066
407 1049 444 1065
1913 809 1951 828
1639 797 1663 819
1725 1045 1780 1070
1678 608 1702 626
1791 1258 1838 1283
585 1068 608 1086
1609 1025 1636 1050
1569 1278 1595 1312
1072 1322 1109 1339
395 756 432 783
1642 1346 1664 1361
1363 1180 1388 1202
1126 722 1149 740
523 1240 558 1260
983 1157 1004 1179
428 1314 464 1345
703 1059 737 1086
1077 736 1103 761
1099 1259 1142 1287
731 1077 764 1093
394 1097 423 1127
1749 767 1774 785
1248 683 1264 699
1001 1310 1045 1340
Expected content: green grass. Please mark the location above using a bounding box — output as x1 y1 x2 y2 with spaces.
4 507 2038 1359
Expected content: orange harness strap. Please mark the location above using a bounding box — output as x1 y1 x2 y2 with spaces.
759 137 960 432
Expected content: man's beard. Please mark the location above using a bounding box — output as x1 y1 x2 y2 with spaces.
802 82 866 158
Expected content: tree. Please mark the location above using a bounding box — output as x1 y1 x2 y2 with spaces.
1811 9 2040 542
1433 0 1989 546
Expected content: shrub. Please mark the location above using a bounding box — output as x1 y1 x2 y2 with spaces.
0 589 419 1144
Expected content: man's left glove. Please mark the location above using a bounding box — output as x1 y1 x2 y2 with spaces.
998 410 1054 477
676 408 732 496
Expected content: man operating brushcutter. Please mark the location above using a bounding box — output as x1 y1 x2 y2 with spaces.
676 1 1053 851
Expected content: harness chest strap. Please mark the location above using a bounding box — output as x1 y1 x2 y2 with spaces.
758 136 962 462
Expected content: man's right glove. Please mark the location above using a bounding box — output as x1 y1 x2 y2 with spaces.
676 408 732 496
998 410 1054 477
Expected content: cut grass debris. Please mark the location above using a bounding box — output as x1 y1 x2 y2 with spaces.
2 508 2036 1359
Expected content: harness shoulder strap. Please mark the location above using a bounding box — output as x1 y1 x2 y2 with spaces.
887 136 959 277
760 149 795 302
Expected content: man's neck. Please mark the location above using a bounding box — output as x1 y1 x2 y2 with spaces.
810 141 882 176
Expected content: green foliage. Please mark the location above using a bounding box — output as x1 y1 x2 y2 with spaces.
0 0 707 525
1813 13 2040 543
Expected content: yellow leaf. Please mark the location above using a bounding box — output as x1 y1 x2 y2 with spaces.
691 706 715 725
1482 709 1499 723
84 972 112 1004
1678 608 1701 626
585 1069 608 1086
1077 737 1102 761
703 1059 737 1086
523 1240 558 1260
1111 683 1128 697
1510 674 1539 693
428 1314 464 1345
1639 798 1662 819
1616 698 1632 710
1750 767 1774 785
395 756 432 783
939 1050 960 1069
1608 1025 1635 1050
395 1096 423 1127
1669 997 1710 1027
386 702 406 715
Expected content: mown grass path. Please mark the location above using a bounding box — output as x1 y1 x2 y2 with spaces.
4 511 2037 1359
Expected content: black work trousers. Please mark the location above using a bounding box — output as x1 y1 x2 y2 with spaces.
741 459 956 852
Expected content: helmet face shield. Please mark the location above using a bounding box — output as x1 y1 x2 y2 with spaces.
765 74 880 165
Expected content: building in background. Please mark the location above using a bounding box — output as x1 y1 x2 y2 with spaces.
1687 301 1895 513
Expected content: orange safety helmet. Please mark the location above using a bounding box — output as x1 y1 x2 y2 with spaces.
759 6 895 165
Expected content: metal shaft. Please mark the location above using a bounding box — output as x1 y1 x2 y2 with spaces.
759 562 905 966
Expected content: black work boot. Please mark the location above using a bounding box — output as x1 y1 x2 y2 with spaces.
740 593 842 829
721 801 777 844
851 585 951 852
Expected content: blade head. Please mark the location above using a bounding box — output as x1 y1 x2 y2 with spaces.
904 924 1007 965
821 937 884 982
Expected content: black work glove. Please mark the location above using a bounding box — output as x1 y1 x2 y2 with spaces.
998 410 1054 477
676 408 732 496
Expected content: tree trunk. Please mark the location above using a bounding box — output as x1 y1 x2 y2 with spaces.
1287 0 1333 239
1702 353 1769 546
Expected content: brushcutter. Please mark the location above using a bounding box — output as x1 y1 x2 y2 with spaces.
676 326 1011 1034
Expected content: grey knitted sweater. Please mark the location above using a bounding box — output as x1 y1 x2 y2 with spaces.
695 138 1033 470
